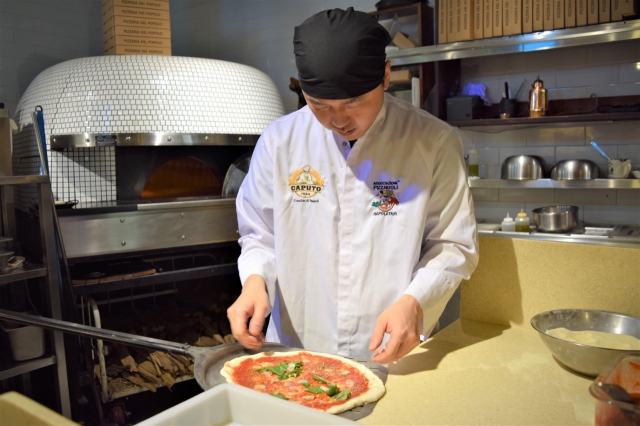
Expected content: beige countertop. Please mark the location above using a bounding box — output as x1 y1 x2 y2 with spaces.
360 235 637 425
362 319 594 425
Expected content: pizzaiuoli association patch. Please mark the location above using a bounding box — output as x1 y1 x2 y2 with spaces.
288 165 324 201
371 180 399 216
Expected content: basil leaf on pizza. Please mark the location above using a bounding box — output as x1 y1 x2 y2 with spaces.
220 350 385 414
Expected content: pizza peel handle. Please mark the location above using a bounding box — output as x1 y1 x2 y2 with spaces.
0 308 191 355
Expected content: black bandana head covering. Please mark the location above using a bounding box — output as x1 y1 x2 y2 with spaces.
294 7 391 100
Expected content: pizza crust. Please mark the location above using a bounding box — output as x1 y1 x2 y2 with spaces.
220 350 386 414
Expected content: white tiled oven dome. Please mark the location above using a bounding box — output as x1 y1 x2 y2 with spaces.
12 56 285 206
15 55 285 135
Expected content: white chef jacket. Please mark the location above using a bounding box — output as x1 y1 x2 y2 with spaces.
236 93 478 360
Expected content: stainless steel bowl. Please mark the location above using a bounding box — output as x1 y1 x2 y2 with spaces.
532 205 579 233
551 160 601 180
501 155 545 180
531 309 640 377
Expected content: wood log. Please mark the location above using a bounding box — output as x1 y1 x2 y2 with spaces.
195 335 219 347
122 372 156 393
115 344 137 372
213 334 226 345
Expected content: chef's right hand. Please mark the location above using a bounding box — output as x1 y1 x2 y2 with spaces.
227 274 269 350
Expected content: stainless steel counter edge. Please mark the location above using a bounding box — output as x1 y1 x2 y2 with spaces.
136 198 236 211
478 228 640 248
50 132 260 149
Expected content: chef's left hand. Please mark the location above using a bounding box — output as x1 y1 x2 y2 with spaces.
369 295 423 364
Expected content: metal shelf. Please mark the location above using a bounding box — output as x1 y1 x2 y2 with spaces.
449 112 640 128
0 175 49 186
0 263 47 285
0 355 56 381
468 178 640 189
387 21 640 65
72 263 238 295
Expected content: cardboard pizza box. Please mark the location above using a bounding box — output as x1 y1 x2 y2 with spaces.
105 45 172 55
566 0 577 26
484 0 493 37
448 0 456 41
494 0 503 35
392 32 417 49
512 0 523 34
103 15 171 30
523 0 533 32
461 0 474 40
103 5 170 24
474 0 484 39
503 0 512 35
544 0 554 29
588 0 599 22
533 0 544 30
576 0 588 25
455 0 463 41
554 0 565 28
439 0 448 43
599 0 611 21
104 35 171 51
390 69 413 83
104 25 171 40
102 0 169 16
620 0 638 18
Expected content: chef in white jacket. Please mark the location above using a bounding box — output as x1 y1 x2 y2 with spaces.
228 7 478 363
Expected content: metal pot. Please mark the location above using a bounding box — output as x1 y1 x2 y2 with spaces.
551 160 600 180
532 205 579 233
501 155 546 180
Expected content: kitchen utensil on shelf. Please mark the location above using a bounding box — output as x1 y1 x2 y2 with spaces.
529 76 547 117
551 160 600 180
501 155 546 180
608 159 632 179
532 205 579 233
499 82 518 118
54 200 78 209
530 309 640 377
0 309 387 421
590 141 611 161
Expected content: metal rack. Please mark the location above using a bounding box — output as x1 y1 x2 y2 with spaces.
387 20 640 65
0 174 71 418
468 178 640 189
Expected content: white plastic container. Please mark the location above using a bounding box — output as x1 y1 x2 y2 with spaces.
0 319 46 361
501 213 516 232
137 383 357 426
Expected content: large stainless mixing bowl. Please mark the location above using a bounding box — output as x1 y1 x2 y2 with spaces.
531 309 640 377
532 205 579 233
501 155 546 180
551 159 601 180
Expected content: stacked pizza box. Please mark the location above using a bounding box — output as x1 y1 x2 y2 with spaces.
437 0 638 43
102 0 172 56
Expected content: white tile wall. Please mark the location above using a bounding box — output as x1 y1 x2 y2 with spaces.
462 120 640 224
460 39 640 226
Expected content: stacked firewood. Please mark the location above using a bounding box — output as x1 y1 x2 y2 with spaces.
96 287 239 394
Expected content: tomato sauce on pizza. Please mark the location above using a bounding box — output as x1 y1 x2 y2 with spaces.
229 351 370 411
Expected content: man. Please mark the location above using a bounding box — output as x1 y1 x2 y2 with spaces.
227 7 478 364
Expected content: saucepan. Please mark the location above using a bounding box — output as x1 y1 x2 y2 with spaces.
0 309 387 420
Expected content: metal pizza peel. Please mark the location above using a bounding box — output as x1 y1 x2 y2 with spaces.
0 310 387 421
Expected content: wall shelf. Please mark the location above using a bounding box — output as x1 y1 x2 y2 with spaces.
0 355 56 381
387 21 640 65
0 263 47 285
468 179 640 189
449 112 640 128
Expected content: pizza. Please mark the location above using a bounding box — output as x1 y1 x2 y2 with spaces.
220 350 385 414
